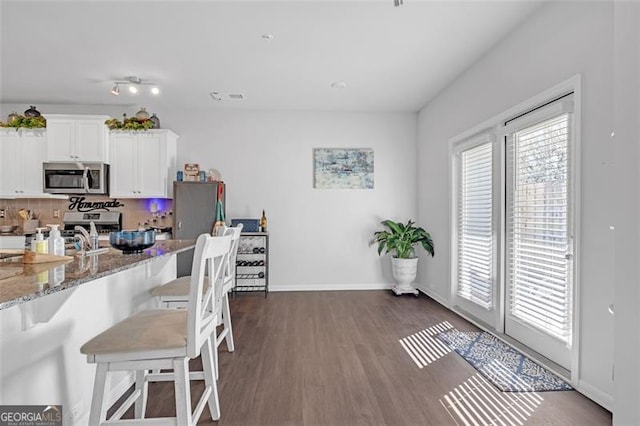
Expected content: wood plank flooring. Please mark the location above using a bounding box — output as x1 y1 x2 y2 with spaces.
115 291 612 425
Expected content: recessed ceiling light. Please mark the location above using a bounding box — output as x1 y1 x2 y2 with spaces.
151 87 160 95
129 85 138 94
262 33 274 41
331 81 347 89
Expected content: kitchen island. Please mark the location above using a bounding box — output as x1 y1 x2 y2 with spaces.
0 240 195 425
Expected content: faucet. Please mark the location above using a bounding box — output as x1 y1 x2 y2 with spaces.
74 224 106 256
74 226 91 253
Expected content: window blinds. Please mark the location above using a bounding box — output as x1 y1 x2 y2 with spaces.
506 114 572 343
457 141 493 309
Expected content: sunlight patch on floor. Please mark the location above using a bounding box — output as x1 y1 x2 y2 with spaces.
440 374 543 426
399 321 454 368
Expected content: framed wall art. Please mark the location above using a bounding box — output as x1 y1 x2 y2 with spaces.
313 148 374 189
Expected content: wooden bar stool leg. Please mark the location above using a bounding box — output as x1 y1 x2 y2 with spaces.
88 363 110 426
202 336 221 421
134 369 148 419
173 357 193 425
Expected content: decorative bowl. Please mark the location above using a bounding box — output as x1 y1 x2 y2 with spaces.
109 229 156 253
0 225 17 234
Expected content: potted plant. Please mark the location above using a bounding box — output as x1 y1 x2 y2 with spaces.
369 219 434 296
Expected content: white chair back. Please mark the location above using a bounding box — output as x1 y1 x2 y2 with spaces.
187 233 231 358
222 223 243 285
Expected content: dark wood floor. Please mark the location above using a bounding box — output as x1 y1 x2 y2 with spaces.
117 291 612 425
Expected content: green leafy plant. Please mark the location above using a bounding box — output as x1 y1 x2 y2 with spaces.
369 219 434 259
0 115 46 129
105 117 154 131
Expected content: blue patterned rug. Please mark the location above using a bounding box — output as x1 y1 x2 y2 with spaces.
437 330 572 392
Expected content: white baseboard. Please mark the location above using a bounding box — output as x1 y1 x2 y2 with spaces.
577 379 613 412
269 283 392 292
415 283 451 307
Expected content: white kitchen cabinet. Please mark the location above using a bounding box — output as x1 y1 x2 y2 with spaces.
45 114 109 162
0 129 48 197
109 130 177 198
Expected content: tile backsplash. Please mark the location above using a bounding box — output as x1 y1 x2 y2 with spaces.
0 197 173 232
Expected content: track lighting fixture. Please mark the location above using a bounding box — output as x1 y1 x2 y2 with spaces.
110 76 160 96
394 0 403 6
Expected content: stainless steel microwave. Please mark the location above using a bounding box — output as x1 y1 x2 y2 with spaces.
43 162 109 194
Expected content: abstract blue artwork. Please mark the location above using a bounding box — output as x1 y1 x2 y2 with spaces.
313 148 374 189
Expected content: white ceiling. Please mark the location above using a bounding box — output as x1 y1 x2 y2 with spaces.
0 1 541 112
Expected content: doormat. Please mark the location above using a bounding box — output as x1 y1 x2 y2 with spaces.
437 330 572 392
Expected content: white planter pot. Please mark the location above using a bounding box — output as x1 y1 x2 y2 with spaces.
391 257 419 296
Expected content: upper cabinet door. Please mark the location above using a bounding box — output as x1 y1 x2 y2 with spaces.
109 133 137 197
46 119 75 161
0 129 47 197
75 119 107 162
137 133 165 197
45 115 109 163
0 131 19 195
19 132 47 195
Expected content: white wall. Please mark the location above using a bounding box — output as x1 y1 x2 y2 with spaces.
416 2 614 407
162 109 418 290
613 2 640 425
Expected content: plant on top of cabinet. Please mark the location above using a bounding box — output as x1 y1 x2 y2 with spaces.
105 116 154 131
0 115 46 129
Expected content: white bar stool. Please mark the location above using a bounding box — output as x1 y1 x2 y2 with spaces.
80 233 231 425
150 224 242 378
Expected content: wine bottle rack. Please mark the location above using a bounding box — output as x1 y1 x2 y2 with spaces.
233 232 268 297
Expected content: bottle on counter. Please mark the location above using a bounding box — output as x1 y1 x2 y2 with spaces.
47 224 65 256
31 227 48 253
259 210 267 232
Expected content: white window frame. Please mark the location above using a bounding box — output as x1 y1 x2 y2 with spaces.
448 74 581 383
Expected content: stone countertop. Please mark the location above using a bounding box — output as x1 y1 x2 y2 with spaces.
0 240 195 310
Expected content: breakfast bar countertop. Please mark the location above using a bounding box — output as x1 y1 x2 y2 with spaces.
0 239 195 310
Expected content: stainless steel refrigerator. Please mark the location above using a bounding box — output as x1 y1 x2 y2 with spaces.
173 181 225 277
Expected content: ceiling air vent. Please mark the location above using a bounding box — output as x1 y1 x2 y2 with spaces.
210 92 245 101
